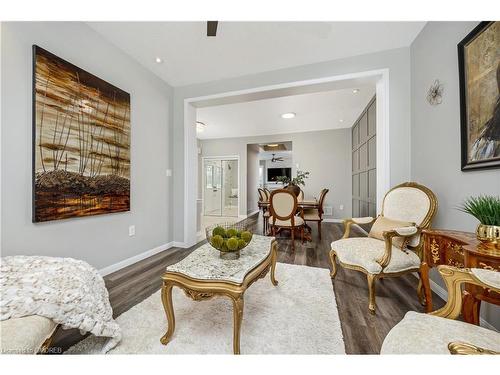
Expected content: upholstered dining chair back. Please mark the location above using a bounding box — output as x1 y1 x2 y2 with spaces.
258 188 266 202
381 182 438 247
318 188 329 214
270 189 297 221
297 189 304 202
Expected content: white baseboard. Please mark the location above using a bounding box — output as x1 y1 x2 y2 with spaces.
173 241 188 248
427 276 498 332
246 210 260 217
99 241 174 276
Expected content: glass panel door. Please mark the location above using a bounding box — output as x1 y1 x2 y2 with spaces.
203 158 238 217
203 160 222 216
222 159 238 217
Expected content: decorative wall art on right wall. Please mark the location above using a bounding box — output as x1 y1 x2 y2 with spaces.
458 21 500 171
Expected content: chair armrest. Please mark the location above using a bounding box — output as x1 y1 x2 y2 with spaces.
393 226 418 236
342 217 376 238
376 226 420 268
352 217 376 224
431 266 500 320
448 342 500 355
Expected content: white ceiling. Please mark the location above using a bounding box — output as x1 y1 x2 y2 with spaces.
196 84 375 139
88 21 425 86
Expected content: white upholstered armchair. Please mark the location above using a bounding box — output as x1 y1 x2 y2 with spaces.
330 182 438 314
381 266 500 354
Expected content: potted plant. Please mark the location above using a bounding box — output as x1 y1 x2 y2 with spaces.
459 195 500 248
276 170 310 196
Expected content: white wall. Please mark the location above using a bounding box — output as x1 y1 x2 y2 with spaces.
411 21 500 329
1 22 174 271
246 144 260 215
200 128 352 220
173 47 411 242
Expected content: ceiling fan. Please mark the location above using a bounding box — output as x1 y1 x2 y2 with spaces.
271 154 284 163
207 21 218 37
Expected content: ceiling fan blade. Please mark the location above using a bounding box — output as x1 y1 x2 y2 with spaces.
207 21 218 37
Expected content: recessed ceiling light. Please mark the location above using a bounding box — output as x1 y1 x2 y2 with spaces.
196 121 206 133
281 112 296 119
155 57 163 63
267 144 279 147
352 88 360 94
339 119 344 123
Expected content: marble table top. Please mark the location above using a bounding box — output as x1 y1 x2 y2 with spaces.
166 235 275 284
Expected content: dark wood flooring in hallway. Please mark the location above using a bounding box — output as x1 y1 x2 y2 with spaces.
52 212 444 354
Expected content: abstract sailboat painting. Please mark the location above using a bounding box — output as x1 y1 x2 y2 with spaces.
32 45 131 222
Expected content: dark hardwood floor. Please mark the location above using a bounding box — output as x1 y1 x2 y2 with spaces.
52 212 444 354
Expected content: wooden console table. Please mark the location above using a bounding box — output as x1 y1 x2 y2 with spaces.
421 229 500 325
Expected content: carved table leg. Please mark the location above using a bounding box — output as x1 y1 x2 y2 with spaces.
270 242 279 286
462 290 481 325
420 262 433 313
160 281 175 345
232 295 245 355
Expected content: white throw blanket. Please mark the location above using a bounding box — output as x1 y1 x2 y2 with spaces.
0 256 121 353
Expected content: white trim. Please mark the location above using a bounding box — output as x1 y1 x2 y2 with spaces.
375 70 390 213
173 241 189 248
184 102 197 248
419 275 498 332
99 242 174 276
185 69 386 105
246 209 260 217
184 69 390 246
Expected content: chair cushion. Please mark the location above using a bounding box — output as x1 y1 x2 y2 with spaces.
270 216 304 227
331 237 421 274
369 216 414 249
381 311 500 354
0 315 57 354
303 209 321 221
472 268 500 289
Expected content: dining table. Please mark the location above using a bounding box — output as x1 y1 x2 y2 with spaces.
258 199 319 210
258 199 319 241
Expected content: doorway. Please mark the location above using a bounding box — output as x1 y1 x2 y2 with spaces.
184 69 390 247
203 157 239 217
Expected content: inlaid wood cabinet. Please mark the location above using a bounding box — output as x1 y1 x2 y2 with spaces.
421 229 500 325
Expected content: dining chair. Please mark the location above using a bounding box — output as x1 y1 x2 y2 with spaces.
263 188 271 201
303 188 329 239
269 189 305 251
258 188 266 204
297 189 304 202
258 188 270 234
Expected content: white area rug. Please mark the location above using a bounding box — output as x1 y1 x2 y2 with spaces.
67 263 345 354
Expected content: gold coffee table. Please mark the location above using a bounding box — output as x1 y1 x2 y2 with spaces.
160 235 278 354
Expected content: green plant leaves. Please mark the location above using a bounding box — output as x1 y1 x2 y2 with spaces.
458 195 500 226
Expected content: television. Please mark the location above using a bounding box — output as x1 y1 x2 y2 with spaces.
267 167 291 182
